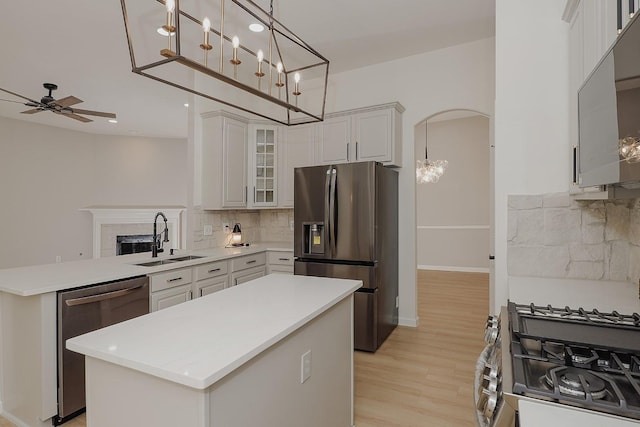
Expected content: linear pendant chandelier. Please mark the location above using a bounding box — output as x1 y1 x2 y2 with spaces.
119 0 330 125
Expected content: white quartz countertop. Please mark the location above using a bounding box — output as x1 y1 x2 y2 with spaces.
0 243 292 296
66 274 361 390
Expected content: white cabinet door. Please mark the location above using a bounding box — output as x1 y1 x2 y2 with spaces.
223 118 248 208
279 124 316 207
317 116 351 165
201 114 248 210
231 265 266 286
151 284 192 312
248 125 278 207
353 108 393 163
193 276 228 297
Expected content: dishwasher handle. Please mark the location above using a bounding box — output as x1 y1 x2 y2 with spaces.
65 284 145 307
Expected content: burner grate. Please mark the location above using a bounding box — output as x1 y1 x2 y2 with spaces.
517 303 640 327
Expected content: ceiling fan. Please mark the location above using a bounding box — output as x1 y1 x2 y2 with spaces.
0 83 116 123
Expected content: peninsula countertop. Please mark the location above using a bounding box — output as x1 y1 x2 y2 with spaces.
66 274 361 390
0 242 293 297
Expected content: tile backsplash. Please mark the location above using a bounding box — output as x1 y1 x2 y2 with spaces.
190 208 294 250
508 193 640 283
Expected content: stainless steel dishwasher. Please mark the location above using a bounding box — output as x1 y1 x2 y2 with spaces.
55 275 149 425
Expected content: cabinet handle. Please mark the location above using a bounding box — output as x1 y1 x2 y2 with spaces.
208 268 221 273
244 186 247 203
188 290 192 300
347 142 350 161
246 259 257 265
356 141 359 160
167 277 183 283
278 257 290 261
200 288 204 297
254 186 256 203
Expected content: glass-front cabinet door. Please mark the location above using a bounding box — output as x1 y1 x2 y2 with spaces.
250 125 278 207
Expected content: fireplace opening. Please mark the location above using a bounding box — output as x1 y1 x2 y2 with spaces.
116 234 155 256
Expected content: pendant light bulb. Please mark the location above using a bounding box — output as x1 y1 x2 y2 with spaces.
232 36 240 49
294 72 301 83
277 62 283 73
202 17 211 32
166 0 175 13
257 49 264 63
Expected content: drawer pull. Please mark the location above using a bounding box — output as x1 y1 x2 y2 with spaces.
208 268 221 273
246 260 257 265
167 277 183 283
278 257 290 261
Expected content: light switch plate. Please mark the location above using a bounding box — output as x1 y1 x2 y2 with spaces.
301 350 312 383
289 220 294 231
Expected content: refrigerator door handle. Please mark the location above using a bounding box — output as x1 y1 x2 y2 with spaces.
329 168 337 256
325 167 333 255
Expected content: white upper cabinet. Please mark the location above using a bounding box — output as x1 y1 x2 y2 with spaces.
317 116 351 164
201 112 248 209
248 125 278 207
278 124 316 207
317 103 404 167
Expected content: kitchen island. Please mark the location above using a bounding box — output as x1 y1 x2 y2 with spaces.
67 274 361 427
0 244 292 427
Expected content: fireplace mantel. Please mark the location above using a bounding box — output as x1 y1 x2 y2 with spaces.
81 206 186 258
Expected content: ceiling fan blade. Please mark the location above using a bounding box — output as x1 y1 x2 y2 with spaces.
0 87 41 105
20 108 43 114
70 108 116 119
54 96 83 108
55 111 92 123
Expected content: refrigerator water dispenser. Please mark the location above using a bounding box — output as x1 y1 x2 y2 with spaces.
303 223 324 254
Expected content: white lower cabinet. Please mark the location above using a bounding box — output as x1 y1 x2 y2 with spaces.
230 253 267 286
267 250 294 274
192 260 229 298
232 265 267 286
151 284 192 312
149 267 193 312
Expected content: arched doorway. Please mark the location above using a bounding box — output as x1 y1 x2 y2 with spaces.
415 110 491 272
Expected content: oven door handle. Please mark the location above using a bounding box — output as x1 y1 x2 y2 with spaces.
65 285 145 307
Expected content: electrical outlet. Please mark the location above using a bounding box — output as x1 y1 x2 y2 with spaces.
55 255 62 263
396 296 399 309
203 224 213 236
223 223 230 233
289 220 294 231
301 350 312 383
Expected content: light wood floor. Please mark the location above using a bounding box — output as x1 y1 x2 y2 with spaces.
353 270 489 427
0 270 488 427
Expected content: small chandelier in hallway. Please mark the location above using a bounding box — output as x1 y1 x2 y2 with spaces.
416 124 448 183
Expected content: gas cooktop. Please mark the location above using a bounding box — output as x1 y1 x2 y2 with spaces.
507 302 640 420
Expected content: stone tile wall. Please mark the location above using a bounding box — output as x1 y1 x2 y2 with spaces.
508 193 640 282
190 208 294 250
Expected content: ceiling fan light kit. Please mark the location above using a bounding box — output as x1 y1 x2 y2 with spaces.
119 0 329 126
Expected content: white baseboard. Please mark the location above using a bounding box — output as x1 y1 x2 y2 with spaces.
398 316 419 327
418 265 490 274
0 411 31 427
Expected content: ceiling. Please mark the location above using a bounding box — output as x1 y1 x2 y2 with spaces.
0 1 494 139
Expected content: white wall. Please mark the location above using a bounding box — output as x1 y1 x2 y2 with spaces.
0 117 188 268
416 115 490 272
326 38 495 326
494 1 571 313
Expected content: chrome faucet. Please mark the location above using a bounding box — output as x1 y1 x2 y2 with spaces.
152 212 169 258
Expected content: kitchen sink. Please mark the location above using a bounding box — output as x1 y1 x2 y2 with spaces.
169 255 205 262
134 255 205 267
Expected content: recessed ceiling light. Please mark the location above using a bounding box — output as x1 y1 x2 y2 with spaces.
157 27 175 37
184 103 189 107
249 23 264 32
108 119 118 124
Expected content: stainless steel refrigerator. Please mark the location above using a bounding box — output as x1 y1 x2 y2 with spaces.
294 161 398 352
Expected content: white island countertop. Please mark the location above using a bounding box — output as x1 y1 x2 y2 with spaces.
0 242 292 296
67 274 361 390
